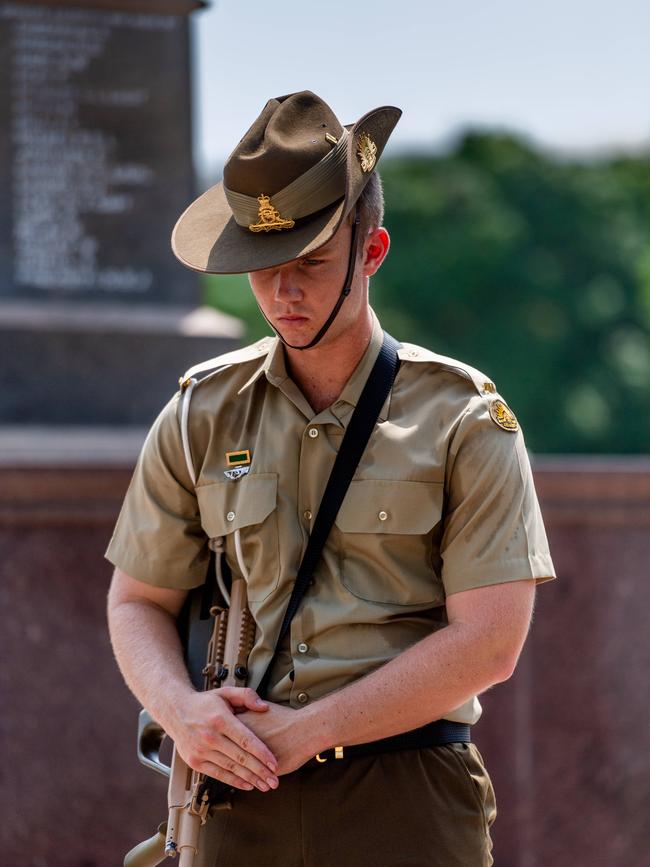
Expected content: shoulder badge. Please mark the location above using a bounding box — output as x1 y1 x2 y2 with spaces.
489 399 519 432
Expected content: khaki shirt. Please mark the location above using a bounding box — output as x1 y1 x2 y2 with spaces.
106 312 555 725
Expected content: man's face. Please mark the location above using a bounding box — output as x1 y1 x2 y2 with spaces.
248 220 377 350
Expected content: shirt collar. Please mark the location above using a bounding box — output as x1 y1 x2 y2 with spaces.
237 309 392 423
237 336 277 394
332 309 391 424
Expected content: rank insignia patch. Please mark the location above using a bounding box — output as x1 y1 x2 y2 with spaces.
224 449 251 480
226 450 251 466
489 399 519 432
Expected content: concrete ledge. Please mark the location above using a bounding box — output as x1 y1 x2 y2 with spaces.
0 427 146 525
0 425 147 467
0 301 244 338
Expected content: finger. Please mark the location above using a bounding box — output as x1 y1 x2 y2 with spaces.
223 714 278 772
219 686 268 712
215 737 279 790
198 760 254 792
202 752 277 792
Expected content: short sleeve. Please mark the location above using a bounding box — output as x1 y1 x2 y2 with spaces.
105 393 210 589
440 394 556 596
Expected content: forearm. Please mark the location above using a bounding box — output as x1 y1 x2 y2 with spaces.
107 567 283 791
238 618 509 771
304 621 509 753
107 594 195 731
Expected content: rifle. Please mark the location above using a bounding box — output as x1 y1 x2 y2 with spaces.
124 563 255 867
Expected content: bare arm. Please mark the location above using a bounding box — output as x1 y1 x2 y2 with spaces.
238 579 536 773
107 568 279 792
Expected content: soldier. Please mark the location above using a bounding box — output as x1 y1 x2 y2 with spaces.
107 91 555 866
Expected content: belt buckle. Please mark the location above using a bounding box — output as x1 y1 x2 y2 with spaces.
315 745 344 764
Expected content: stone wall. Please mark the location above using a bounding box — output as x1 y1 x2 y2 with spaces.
0 447 647 866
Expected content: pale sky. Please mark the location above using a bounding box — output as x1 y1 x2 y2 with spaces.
190 0 650 174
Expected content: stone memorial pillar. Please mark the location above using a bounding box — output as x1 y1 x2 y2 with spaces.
0 0 241 426
0 10 242 858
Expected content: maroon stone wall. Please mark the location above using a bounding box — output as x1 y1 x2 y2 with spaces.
1 454 648 866
476 457 650 867
0 464 169 867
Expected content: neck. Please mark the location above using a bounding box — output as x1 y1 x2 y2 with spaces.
282 308 374 414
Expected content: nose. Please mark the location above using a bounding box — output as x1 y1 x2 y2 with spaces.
274 264 303 303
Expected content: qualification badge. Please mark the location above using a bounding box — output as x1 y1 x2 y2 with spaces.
489 399 519 432
224 449 251 480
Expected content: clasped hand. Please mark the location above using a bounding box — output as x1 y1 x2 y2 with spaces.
168 686 316 792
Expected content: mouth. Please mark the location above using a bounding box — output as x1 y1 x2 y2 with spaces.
277 313 309 323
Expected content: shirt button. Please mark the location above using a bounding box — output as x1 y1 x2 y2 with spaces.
378 510 388 521
297 642 309 653
303 509 312 521
226 511 236 522
308 427 319 438
297 692 309 704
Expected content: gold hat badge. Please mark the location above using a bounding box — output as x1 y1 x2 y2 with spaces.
249 195 295 233
356 132 377 173
489 399 519 432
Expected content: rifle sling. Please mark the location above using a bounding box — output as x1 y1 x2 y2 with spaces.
200 331 399 808
256 331 400 699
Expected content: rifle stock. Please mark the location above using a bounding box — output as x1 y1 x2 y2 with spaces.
124 574 255 867
123 824 167 867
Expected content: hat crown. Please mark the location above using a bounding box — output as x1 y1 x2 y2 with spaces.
223 91 345 198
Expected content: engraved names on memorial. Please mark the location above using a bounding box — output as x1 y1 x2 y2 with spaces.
0 2 195 304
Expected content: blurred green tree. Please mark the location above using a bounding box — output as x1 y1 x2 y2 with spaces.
204 131 650 453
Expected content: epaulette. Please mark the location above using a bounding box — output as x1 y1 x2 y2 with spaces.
178 336 274 485
178 336 274 391
397 343 498 398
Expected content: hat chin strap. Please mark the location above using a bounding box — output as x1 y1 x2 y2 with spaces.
257 209 361 351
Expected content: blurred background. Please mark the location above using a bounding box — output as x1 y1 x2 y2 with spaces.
1 1 648 865
196 1 650 455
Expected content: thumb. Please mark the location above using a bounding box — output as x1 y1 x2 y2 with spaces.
219 686 269 712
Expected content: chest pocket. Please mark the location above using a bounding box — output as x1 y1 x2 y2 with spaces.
335 479 445 606
196 473 279 603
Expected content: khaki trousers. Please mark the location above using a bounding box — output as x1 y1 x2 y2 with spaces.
197 742 497 867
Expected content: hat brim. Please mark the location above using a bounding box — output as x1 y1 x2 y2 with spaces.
171 105 402 275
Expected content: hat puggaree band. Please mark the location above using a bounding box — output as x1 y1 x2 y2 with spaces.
224 129 350 230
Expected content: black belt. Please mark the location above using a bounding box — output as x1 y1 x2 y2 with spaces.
311 719 470 765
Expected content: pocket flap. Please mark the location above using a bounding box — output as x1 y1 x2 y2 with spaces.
196 473 278 537
336 479 443 534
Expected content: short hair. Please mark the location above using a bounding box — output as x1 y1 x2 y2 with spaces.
354 170 385 238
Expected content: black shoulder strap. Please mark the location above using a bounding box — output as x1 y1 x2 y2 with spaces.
257 332 400 698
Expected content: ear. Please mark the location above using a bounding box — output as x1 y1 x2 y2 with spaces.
362 227 390 278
